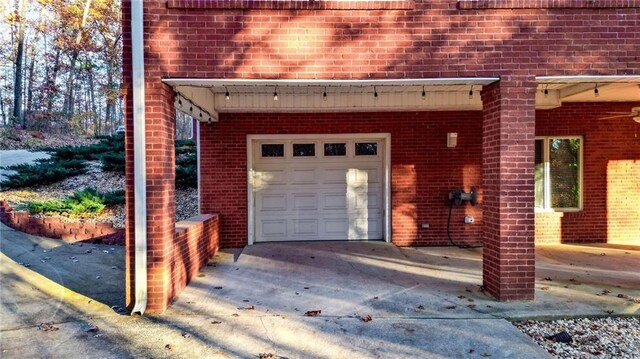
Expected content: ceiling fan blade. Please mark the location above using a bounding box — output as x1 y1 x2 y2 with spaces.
600 114 632 119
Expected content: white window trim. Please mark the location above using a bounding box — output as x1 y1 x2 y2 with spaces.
247 133 391 245
535 135 583 212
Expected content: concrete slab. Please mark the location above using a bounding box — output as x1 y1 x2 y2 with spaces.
2 224 638 358
0 150 50 182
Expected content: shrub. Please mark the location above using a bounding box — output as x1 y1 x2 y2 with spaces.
25 188 124 216
176 152 197 189
99 151 125 173
1 159 87 189
27 188 105 215
101 189 125 206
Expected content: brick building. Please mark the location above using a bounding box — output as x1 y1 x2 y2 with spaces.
122 0 640 313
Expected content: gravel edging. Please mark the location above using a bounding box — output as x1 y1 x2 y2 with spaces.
515 317 640 359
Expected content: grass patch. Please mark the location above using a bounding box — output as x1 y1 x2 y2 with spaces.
25 188 125 215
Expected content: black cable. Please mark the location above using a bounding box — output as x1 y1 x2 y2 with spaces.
446 200 482 249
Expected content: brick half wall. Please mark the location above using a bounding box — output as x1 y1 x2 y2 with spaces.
168 214 220 305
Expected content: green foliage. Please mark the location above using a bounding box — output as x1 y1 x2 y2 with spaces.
99 151 125 173
27 188 105 215
101 189 125 206
25 188 125 216
175 139 197 188
0 159 87 189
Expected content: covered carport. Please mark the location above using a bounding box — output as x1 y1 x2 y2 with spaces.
126 71 639 313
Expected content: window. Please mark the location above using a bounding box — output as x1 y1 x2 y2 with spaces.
293 143 315 157
261 144 284 157
355 142 377 156
324 143 346 156
535 137 582 210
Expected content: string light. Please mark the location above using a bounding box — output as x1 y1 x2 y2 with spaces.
421 85 426 100
323 87 327 102
594 83 599 97
374 86 378 99
468 85 473 99
543 84 549 96
225 87 230 100
273 86 278 101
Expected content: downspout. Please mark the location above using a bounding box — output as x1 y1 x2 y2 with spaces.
131 0 147 315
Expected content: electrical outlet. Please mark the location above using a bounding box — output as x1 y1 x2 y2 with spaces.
464 216 474 224
421 223 430 229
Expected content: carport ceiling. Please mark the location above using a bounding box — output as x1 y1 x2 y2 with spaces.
537 75 640 103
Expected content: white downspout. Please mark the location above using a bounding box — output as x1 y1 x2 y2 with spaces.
131 0 147 315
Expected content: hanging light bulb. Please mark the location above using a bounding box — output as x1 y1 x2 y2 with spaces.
543 85 549 96
178 95 182 106
421 85 426 100
374 86 378 99
225 87 230 100
468 85 473 99
190 104 193 112
323 87 327 102
273 87 278 101
594 83 599 97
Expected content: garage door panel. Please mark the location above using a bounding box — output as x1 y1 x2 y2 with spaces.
292 193 318 210
292 219 318 236
323 168 348 185
291 168 317 184
323 218 349 236
353 191 381 209
258 194 287 211
261 219 287 238
256 169 287 187
323 192 348 210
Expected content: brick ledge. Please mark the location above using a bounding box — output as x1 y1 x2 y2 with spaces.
166 0 415 10
457 0 640 9
0 200 124 245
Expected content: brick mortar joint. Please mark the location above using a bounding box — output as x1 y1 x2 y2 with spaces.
457 0 640 9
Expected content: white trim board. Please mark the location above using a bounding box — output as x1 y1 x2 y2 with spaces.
246 133 392 245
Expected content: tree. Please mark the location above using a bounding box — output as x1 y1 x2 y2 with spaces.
12 0 26 128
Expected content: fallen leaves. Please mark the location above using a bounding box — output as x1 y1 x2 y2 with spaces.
415 305 425 312
304 310 321 317
445 305 456 309
361 315 372 322
37 322 59 332
211 321 222 325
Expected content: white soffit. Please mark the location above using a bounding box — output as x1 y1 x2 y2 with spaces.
163 78 498 112
536 75 640 106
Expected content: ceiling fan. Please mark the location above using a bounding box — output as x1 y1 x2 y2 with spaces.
600 106 640 123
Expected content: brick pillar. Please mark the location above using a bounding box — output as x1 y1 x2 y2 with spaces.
481 75 536 301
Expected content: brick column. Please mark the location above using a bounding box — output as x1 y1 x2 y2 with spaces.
481 75 536 301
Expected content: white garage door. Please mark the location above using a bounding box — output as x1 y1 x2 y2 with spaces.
251 137 385 242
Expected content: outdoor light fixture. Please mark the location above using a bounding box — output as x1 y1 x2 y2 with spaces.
422 85 426 100
273 87 278 101
468 85 473 99
225 87 230 100
374 86 378 99
594 83 599 97
323 87 327 102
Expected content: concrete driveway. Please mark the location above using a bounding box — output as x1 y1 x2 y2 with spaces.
2 222 639 358
0 150 51 182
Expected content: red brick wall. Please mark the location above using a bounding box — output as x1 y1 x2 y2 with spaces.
200 111 485 248
127 1 640 81
200 102 640 248
168 214 220 305
535 102 640 245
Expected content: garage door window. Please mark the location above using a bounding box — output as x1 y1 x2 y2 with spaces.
324 143 346 156
261 144 285 157
355 142 377 156
293 143 315 157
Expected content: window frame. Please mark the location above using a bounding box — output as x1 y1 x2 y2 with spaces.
535 135 584 212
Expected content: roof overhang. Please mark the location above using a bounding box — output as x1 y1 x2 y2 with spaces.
163 78 499 117
536 75 640 109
